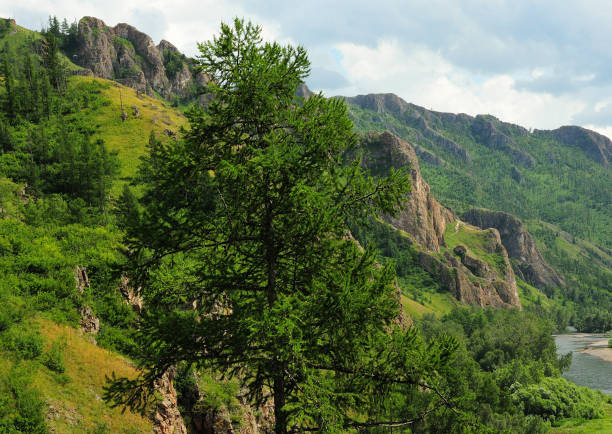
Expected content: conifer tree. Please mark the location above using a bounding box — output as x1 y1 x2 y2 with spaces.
105 18 458 432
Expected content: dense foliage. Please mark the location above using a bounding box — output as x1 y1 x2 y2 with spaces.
0 19 138 431
0 14 609 433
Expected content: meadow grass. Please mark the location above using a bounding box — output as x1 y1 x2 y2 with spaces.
29 317 152 433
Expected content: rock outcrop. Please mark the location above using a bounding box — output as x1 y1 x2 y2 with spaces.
346 94 472 162
73 16 204 99
361 131 455 252
79 305 100 335
363 131 521 309
73 266 90 293
117 275 144 313
154 367 188 434
540 125 612 167
461 208 565 289
471 115 535 168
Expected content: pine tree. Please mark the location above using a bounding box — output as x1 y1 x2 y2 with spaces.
1 42 18 121
105 18 458 432
41 32 66 95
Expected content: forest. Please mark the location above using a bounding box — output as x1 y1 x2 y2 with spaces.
0 15 610 433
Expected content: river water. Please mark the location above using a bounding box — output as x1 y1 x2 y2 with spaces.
554 334 612 394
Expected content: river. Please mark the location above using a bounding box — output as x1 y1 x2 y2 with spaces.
555 333 612 394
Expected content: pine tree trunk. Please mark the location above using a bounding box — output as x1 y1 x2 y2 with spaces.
273 372 287 434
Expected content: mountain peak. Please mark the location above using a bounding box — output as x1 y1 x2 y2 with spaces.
71 16 205 102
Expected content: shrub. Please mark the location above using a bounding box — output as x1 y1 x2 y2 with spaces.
2 328 44 360
0 366 48 433
512 377 604 423
43 338 66 373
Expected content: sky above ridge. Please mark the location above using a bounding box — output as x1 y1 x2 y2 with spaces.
4 0 612 136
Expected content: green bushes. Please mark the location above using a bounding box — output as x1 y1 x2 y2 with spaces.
42 338 66 373
2 328 44 360
512 377 604 423
0 366 48 433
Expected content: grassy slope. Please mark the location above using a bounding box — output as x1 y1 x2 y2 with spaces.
69 75 187 193
36 318 152 433
551 403 612 433
0 317 152 433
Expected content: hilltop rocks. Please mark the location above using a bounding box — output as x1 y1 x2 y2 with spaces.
461 208 565 289
361 131 455 252
73 16 203 99
471 115 535 168
544 125 612 167
347 94 471 162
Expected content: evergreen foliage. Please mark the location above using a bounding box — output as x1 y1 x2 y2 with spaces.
104 18 466 432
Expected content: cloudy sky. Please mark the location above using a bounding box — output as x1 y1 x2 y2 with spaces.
3 0 612 136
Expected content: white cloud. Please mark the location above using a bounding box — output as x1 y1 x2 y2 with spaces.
4 0 612 139
329 39 585 130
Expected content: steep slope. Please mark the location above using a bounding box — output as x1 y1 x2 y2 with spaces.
544 125 612 167
360 131 521 309
361 131 455 252
68 76 188 187
32 319 153 433
461 208 565 289
346 92 612 252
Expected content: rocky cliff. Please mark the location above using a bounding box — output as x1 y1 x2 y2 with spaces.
362 131 521 308
347 94 472 162
461 208 566 289
538 125 612 167
361 131 455 252
72 16 204 100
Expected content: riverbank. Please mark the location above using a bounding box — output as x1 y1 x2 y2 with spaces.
581 338 612 362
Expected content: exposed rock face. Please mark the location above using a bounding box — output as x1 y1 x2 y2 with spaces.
73 266 90 293
73 16 203 99
154 367 188 434
295 83 314 100
346 93 471 162
362 131 455 252
363 131 521 309
471 115 535 168
79 305 100 335
541 125 612 167
117 275 144 313
461 208 566 289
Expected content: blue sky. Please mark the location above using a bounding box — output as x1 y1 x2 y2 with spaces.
3 0 612 136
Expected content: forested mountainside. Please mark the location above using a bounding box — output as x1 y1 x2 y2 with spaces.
346 93 611 249
345 93 612 331
0 15 611 433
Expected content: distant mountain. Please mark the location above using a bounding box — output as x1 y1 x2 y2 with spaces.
343 92 611 251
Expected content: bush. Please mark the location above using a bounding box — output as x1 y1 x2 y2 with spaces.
96 325 137 356
2 328 44 360
512 377 604 423
43 338 66 373
0 366 48 433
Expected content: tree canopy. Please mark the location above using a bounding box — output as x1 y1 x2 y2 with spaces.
105 18 458 432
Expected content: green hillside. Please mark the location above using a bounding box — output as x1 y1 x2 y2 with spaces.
347 99 611 250
0 15 611 433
